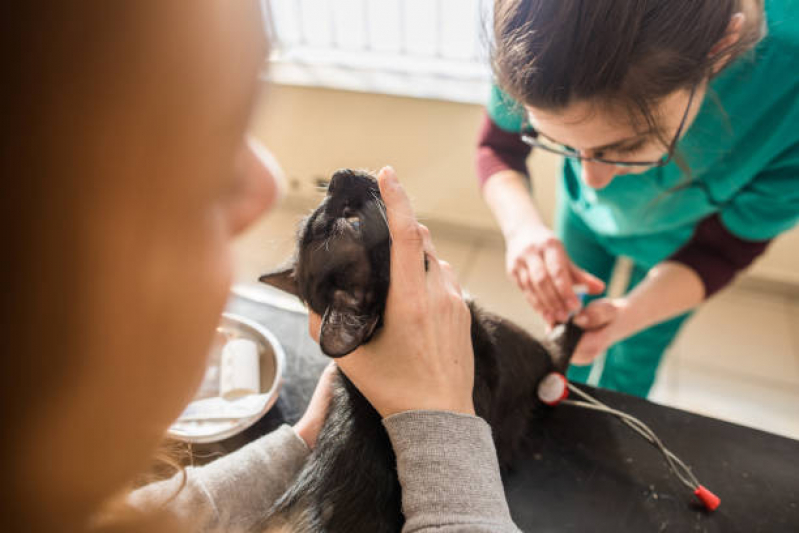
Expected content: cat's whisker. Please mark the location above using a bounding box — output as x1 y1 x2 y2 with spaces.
370 191 390 229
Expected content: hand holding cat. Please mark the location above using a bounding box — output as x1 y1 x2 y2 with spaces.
505 225 605 326
293 362 337 448
570 260 707 364
571 298 631 364
311 166 477 418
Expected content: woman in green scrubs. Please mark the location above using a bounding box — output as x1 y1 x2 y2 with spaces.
476 0 799 397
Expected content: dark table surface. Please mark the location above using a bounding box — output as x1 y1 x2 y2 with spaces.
219 292 799 533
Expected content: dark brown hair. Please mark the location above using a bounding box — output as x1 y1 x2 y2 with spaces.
492 0 763 136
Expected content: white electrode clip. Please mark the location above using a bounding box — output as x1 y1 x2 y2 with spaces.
537 372 569 406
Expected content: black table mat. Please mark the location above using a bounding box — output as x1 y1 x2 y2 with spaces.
216 293 799 533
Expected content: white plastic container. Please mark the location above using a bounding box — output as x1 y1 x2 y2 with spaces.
167 313 285 443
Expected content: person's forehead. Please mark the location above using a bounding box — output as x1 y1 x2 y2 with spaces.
526 100 642 150
525 89 691 150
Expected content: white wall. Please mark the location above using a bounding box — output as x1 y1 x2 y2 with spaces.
251 84 799 285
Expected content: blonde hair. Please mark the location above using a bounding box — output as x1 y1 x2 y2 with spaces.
3 3 215 532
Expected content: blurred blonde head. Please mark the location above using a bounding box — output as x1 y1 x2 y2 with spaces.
2 2 279 531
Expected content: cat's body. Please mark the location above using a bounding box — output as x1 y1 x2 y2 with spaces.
259 170 582 532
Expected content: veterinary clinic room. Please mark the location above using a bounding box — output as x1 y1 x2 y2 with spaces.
8 1 799 532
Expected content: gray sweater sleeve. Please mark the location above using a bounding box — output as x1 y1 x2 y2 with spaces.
129 424 309 531
132 414 519 532
383 411 521 533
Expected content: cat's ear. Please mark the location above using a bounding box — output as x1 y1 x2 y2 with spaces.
258 266 298 297
319 308 379 358
318 290 380 357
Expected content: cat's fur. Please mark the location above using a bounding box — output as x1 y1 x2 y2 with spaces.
258 169 582 532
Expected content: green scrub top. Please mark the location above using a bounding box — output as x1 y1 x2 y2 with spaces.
487 0 799 269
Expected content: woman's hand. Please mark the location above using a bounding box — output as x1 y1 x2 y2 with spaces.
309 166 475 418
293 362 337 449
570 261 707 365
571 298 631 365
505 224 604 327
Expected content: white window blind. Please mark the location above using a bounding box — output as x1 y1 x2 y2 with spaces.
262 0 494 104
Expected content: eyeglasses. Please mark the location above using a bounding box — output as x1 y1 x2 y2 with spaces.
520 84 698 169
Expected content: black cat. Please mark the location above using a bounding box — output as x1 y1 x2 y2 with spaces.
258 169 582 533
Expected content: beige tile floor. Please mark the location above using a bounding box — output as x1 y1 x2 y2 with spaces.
233 205 799 441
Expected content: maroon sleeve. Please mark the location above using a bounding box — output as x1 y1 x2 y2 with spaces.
668 213 772 298
475 111 532 189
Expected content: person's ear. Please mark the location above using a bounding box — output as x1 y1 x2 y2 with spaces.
709 13 746 73
258 265 298 296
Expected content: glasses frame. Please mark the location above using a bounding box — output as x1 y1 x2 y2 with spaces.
520 84 698 169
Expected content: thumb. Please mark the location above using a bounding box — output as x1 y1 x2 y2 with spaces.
574 299 617 329
570 264 606 294
308 311 322 342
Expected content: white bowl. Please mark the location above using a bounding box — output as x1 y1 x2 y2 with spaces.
167 312 285 443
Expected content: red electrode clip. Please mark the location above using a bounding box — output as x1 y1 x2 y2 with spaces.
537 372 569 406
694 485 721 511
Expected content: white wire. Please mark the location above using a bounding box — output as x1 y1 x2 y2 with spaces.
563 384 700 490
564 388 699 488
565 387 699 488
562 400 696 489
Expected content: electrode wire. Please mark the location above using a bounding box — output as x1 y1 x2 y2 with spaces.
562 384 700 491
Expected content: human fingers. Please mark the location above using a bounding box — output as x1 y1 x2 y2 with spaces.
515 267 550 324
573 299 618 329
571 331 607 365
423 247 444 294
510 260 533 295
308 362 338 413
526 252 569 323
570 264 606 295
418 224 439 276
307 311 322 342
418 223 437 256
377 166 426 293
432 260 469 323
293 362 337 448
436 259 462 296
543 244 580 312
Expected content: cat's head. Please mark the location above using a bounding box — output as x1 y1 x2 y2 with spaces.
259 169 390 358
260 168 583 367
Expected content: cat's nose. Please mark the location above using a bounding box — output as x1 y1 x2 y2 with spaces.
329 169 355 194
